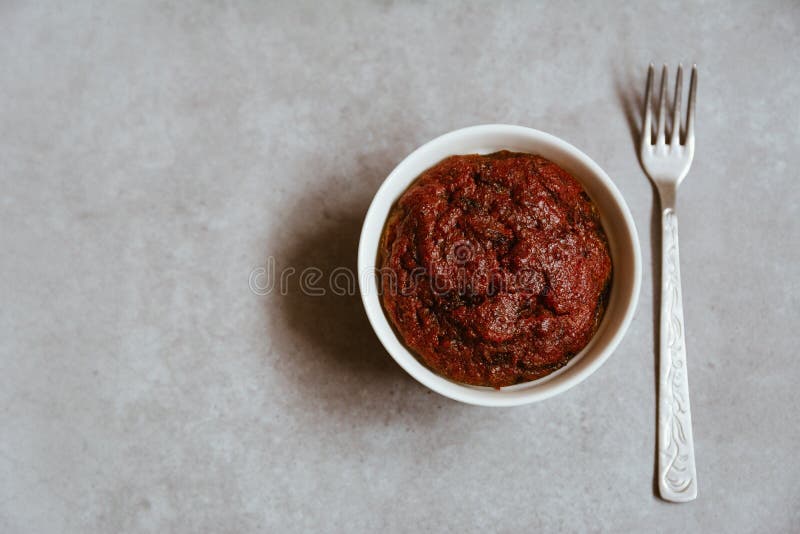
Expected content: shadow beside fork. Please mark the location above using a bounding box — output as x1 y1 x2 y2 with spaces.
613 68 663 500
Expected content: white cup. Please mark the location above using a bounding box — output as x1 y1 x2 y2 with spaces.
358 124 641 406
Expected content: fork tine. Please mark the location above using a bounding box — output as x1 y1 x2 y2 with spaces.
656 64 668 146
686 64 698 144
670 64 683 146
642 63 654 150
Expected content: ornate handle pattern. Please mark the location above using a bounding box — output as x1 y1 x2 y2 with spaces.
658 209 697 502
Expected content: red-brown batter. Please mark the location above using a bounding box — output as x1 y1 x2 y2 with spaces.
379 151 612 387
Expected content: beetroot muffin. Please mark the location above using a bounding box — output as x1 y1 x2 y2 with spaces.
378 151 612 387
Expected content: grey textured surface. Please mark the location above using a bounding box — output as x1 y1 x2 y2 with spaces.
1 1 799 532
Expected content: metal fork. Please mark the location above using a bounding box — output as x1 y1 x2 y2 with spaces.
640 63 698 502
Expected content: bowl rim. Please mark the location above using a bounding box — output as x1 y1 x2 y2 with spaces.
357 124 641 406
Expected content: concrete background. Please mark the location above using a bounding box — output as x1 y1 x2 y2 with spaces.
1 1 798 532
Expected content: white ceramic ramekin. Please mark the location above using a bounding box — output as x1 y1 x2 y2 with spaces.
358 124 641 406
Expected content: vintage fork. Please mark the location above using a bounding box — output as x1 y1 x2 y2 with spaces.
640 63 698 502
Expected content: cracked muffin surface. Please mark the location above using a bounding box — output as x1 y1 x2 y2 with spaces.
379 151 612 387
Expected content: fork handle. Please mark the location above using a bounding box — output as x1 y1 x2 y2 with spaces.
657 208 697 502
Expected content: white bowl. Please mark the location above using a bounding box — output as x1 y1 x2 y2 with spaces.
358 124 641 406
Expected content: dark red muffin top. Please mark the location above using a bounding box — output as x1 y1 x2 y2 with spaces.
379 151 612 387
